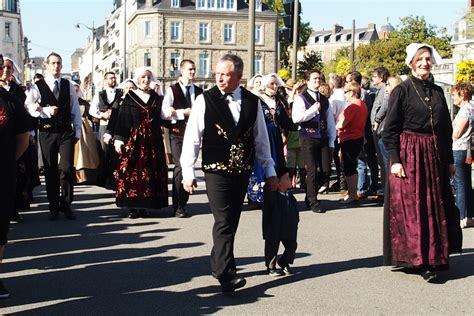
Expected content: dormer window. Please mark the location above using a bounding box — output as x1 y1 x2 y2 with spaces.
459 20 466 40
197 0 235 10
256 0 262 11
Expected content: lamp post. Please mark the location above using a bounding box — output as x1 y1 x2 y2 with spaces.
75 21 96 99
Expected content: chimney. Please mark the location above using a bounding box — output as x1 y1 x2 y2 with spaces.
368 23 375 30
469 0 474 13
332 24 343 34
145 0 153 8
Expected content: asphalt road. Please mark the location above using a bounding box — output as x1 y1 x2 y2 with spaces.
0 170 472 315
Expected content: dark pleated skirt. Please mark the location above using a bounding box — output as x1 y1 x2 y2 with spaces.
383 130 462 269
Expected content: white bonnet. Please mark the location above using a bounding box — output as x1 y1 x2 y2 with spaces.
3 57 22 74
260 73 284 88
405 43 442 66
132 67 156 84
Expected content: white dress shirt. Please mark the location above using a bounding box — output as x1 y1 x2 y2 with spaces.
180 86 276 181
292 89 337 148
89 88 118 126
162 81 197 120
25 75 82 139
328 88 347 122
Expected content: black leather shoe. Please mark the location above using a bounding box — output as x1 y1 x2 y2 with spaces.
128 209 140 219
63 208 76 220
49 211 60 221
421 270 437 283
138 209 149 218
175 208 188 218
311 203 325 213
221 277 246 293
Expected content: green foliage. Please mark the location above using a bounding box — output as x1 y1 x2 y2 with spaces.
297 50 323 78
323 15 453 77
263 0 312 68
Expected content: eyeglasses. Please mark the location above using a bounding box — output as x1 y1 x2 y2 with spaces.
344 90 350 93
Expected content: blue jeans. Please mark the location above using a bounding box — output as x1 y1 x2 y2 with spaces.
453 150 473 219
357 158 369 192
378 138 389 172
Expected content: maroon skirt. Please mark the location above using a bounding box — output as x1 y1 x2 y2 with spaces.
383 130 462 269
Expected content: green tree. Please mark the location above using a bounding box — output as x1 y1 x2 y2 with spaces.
297 50 323 78
263 0 312 68
324 16 453 77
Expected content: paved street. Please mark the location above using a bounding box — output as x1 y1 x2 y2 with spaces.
0 169 473 315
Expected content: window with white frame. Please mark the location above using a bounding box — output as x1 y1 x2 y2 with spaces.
145 20 151 37
144 52 152 67
170 52 181 76
223 24 234 43
217 0 224 9
198 52 209 78
199 22 209 42
207 0 215 8
254 55 262 75
226 0 234 9
170 21 181 41
255 25 262 44
171 0 180 8
197 0 205 9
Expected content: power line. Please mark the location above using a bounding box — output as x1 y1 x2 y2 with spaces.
28 42 75 55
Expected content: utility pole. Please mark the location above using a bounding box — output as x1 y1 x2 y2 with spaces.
123 0 127 81
248 0 256 78
291 0 299 79
350 19 355 72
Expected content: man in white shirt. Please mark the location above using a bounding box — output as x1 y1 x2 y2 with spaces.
25 52 81 220
162 60 203 218
292 70 336 213
89 71 122 152
180 54 278 293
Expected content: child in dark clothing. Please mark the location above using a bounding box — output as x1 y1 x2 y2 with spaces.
263 167 299 276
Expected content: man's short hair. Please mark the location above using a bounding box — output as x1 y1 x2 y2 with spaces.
46 52 62 63
373 67 390 83
304 69 325 82
348 71 362 85
180 59 195 69
104 71 116 78
219 54 244 76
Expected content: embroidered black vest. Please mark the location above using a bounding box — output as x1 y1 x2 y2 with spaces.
202 86 258 176
36 78 72 133
98 89 122 112
169 83 203 137
299 90 328 139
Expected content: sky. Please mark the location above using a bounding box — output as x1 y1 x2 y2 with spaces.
20 0 469 73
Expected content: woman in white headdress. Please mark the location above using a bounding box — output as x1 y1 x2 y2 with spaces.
247 73 295 204
73 81 100 184
382 43 462 282
113 68 168 218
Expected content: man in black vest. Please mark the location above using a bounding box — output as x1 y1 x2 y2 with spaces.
89 71 122 152
162 60 203 218
292 70 336 213
26 52 81 220
180 54 278 293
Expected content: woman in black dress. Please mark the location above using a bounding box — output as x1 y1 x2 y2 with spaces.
382 43 462 282
113 68 168 218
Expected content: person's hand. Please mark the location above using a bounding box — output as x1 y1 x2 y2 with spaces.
448 164 455 178
312 101 321 112
266 176 279 191
391 163 406 178
102 110 112 120
50 106 59 116
35 102 41 111
164 107 176 119
115 143 123 155
103 133 112 145
183 108 191 117
183 179 197 194
373 122 379 132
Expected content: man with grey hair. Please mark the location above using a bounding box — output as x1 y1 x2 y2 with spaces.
181 54 278 293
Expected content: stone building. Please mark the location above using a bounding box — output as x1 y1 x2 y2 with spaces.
0 0 25 81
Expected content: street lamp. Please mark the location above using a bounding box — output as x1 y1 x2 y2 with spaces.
75 22 96 99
